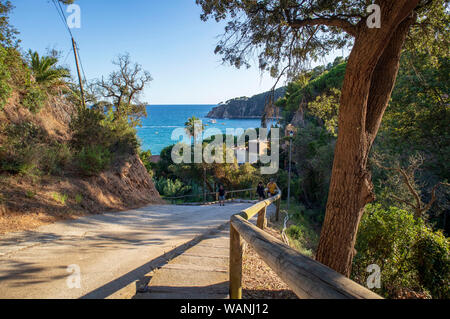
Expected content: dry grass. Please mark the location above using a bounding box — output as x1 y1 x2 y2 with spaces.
0 155 163 236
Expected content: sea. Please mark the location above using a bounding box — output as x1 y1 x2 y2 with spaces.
137 105 262 155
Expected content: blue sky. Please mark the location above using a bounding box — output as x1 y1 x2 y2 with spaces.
10 0 346 104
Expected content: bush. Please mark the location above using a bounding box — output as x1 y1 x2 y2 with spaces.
413 228 450 299
0 45 12 109
139 149 153 174
352 204 449 299
154 177 191 197
40 143 72 175
21 83 47 113
76 145 111 176
0 122 45 175
70 107 108 149
70 107 140 156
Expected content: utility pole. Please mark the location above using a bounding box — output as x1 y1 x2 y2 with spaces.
287 131 294 211
72 37 86 109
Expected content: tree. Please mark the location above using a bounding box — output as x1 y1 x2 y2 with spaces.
28 50 70 86
184 116 205 141
0 1 19 47
197 0 449 276
96 53 152 127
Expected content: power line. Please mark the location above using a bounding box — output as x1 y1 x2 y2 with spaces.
51 0 74 39
50 0 86 108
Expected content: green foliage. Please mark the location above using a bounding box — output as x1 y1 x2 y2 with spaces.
28 50 70 87
154 177 191 197
75 194 83 205
76 145 111 176
0 45 11 109
413 228 450 299
197 0 359 75
139 149 153 173
0 120 73 177
380 53 449 180
276 59 346 123
70 107 140 176
21 83 47 113
308 88 341 136
51 192 68 205
352 204 449 299
0 122 45 175
184 116 204 139
0 1 19 48
95 53 152 128
286 222 319 257
40 143 72 175
25 190 35 199
292 122 335 212
70 107 108 149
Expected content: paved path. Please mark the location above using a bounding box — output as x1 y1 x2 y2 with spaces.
125 205 276 300
133 225 230 299
0 202 253 299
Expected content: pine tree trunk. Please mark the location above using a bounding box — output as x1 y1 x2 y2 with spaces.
315 2 418 276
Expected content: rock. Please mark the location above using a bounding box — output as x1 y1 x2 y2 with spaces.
207 87 286 119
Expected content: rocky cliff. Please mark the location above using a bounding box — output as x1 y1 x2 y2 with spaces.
207 87 286 119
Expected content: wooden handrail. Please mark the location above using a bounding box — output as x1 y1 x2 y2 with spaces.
163 188 255 201
229 191 382 299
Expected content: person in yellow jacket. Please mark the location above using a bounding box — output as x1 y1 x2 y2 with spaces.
266 179 279 197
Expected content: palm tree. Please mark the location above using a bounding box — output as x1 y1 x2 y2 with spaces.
28 50 70 86
185 116 204 142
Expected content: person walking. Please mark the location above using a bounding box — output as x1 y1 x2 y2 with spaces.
267 179 279 197
218 185 226 206
256 182 266 201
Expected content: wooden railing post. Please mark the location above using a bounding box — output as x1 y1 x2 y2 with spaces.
276 198 281 222
256 207 267 230
230 223 243 299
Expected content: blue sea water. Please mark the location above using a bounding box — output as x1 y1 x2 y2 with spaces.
137 105 262 155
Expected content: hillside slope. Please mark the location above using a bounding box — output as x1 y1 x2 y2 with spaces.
0 94 163 235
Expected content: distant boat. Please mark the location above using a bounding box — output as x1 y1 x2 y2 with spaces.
155 132 159 135
210 119 217 124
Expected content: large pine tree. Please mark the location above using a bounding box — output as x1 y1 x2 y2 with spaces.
196 0 448 276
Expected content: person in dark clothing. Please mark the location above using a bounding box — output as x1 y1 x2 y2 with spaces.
218 185 226 206
257 182 266 201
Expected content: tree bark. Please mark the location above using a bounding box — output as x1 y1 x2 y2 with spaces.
315 1 418 277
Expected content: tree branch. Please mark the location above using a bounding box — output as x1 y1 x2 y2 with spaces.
289 18 357 37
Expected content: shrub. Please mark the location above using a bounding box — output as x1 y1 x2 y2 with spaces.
40 143 72 175
0 45 12 109
75 194 83 205
139 149 153 174
413 228 449 299
105 114 140 155
51 192 68 205
76 145 111 176
70 107 140 157
21 83 47 113
70 107 108 149
154 177 191 197
352 204 449 299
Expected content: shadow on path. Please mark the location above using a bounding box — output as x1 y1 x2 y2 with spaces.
80 223 228 299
